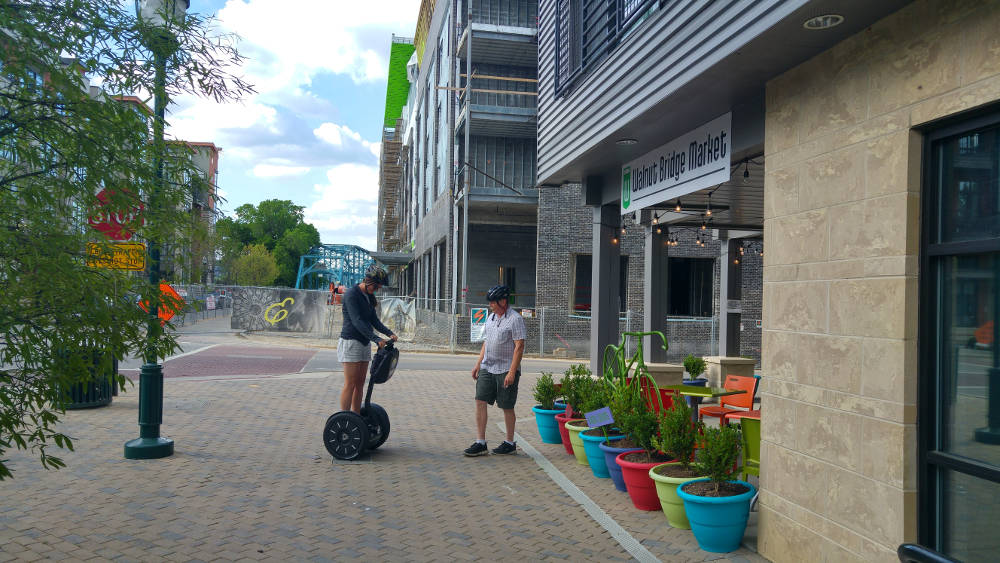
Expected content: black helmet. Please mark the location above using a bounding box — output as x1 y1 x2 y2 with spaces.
365 264 388 285
486 284 511 302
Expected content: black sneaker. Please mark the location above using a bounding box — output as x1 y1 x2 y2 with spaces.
463 442 488 457
492 441 516 455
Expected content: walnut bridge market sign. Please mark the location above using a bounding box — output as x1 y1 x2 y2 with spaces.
621 112 732 215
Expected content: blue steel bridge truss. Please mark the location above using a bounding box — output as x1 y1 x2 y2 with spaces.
295 244 374 290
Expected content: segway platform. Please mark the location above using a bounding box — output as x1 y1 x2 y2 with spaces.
324 341 399 460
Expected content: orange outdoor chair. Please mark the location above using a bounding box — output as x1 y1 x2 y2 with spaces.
699 375 758 427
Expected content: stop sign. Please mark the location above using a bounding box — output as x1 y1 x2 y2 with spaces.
88 189 143 241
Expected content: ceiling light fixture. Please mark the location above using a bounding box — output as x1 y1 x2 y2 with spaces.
616 138 638 146
803 14 844 30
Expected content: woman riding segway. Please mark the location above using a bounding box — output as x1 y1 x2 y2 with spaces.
323 265 399 460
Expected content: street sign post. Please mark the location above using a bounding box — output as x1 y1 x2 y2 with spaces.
86 242 146 270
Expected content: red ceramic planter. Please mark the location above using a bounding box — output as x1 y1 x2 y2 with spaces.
616 451 671 511
554 412 576 455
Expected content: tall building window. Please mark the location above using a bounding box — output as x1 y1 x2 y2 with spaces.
571 254 627 313
668 257 713 316
920 110 1000 561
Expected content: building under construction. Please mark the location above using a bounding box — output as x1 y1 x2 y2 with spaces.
376 0 539 315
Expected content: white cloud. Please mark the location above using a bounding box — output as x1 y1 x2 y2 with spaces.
305 163 381 247
215 0 420 86
252 164 311 178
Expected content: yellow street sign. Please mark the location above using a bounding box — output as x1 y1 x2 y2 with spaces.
86 242 146 270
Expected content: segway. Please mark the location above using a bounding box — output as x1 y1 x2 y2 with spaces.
323 341 399 460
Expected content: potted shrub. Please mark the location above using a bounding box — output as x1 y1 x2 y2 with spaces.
649 397 706 528
531 371 564 444
576 377 625 478
564 373 601 466
682 353 709 406
554 365 590 455
610 379 672 510
676 424 756 552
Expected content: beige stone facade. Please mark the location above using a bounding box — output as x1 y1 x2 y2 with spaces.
760 1 1000 560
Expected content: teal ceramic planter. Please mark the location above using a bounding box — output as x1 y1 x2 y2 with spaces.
676 478 757 553
580 430 625 478
531 405 564 444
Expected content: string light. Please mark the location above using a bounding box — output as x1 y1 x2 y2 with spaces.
706 193 712 217
743 161 750 184
656 227 662 234
675 200 682 212
612 237 619 244
701 219 707 230
652 213 659 225
621 227 626 235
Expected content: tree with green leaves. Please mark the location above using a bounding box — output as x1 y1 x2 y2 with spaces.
233 244 279 286
215 199 319 286
0 0 253 479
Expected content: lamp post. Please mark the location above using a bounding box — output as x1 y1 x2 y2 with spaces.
124 0 189 460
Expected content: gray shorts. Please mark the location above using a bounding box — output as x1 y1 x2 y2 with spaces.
475 370 520 409
337 338 371 363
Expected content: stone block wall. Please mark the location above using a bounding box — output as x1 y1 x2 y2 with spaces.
760 1 1000 560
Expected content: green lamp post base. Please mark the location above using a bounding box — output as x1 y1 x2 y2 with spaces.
124 437 174 459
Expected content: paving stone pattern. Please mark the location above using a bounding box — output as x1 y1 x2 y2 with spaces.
0 354 766 562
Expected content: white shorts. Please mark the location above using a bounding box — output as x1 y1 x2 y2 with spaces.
337 338 372 363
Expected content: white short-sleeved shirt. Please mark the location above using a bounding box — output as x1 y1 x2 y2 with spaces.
480 307 527 374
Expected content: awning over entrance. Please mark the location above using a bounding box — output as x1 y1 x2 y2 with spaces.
370 251 414 265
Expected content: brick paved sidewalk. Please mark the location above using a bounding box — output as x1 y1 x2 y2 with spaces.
0 360 766 562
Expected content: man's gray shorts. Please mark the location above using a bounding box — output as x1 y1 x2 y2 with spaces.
337 338 371 363
475 369 520 409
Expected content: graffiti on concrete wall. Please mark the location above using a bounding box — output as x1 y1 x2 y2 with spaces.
231 287 329 333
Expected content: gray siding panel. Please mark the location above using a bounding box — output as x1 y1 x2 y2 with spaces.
536 0 806 183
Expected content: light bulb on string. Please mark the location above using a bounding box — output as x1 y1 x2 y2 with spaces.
675 200 682 212
706 193 712 217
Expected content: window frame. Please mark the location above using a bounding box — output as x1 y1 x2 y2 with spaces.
918 107 1000 552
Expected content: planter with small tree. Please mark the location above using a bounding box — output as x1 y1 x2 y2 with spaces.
649 396 706 528
531 371 564 444
554 365 590 455
676 424 756 552
576 377 625 478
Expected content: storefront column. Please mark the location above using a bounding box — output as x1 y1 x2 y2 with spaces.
591 203 621 372
644 221 668 363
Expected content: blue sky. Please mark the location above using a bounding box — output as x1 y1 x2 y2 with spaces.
167 0 422 250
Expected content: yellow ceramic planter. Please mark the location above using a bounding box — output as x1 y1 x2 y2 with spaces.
564 419 591 466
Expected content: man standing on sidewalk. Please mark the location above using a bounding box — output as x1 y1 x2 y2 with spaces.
464 284 526 457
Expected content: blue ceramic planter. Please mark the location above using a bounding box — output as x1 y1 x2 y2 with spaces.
598 439 641 491
676 478 757 553
580 430 625 478
531 405 564 444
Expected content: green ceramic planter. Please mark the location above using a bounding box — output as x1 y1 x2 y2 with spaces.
650 462 706 529
564 419 590 466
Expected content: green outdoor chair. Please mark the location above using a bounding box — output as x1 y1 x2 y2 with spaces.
739 417 761 482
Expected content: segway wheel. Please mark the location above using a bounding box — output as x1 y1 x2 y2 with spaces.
361 403 391 450
323 411 370 460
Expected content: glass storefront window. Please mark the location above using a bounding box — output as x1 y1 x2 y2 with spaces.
922 111 1000 560
933 124 1000 243
936 252 1000 468
938 469 1000 561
